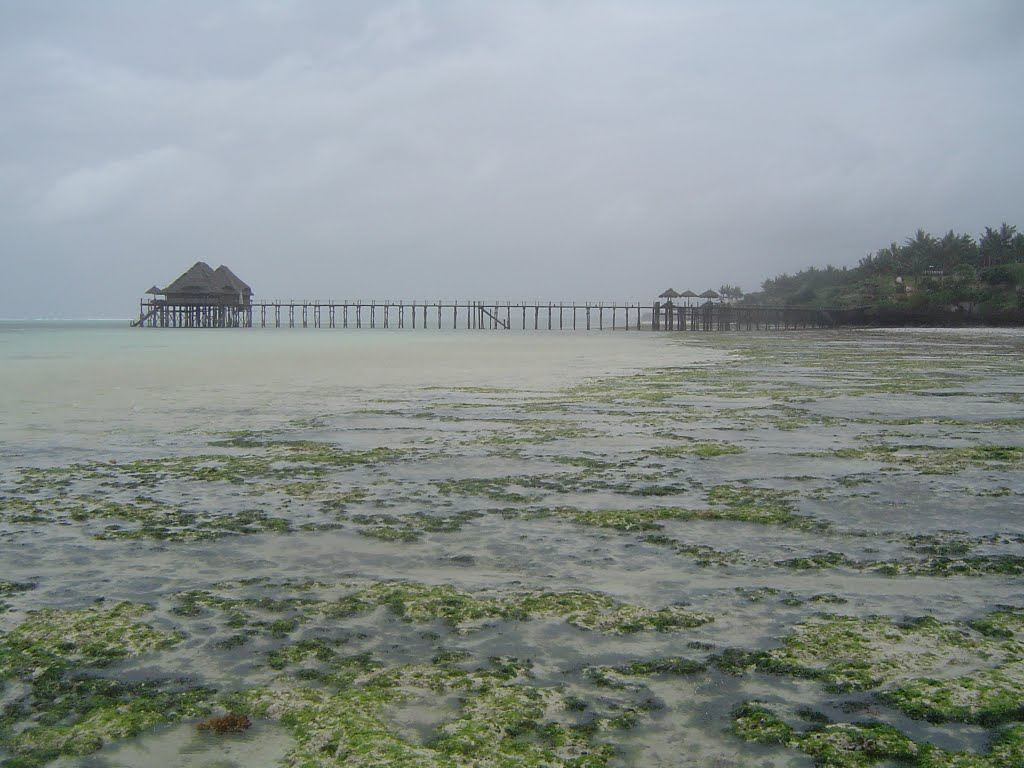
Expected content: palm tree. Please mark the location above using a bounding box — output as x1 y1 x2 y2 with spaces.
979 223 1017 267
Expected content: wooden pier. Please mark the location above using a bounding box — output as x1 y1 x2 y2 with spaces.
133 298 857 331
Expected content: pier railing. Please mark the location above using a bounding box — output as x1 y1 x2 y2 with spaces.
133 298 858 331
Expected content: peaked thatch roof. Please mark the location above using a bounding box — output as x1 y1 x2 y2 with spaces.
680 290 698 298
162 262 220 294
659 288 681 299
214 265 252 295
160 262 252 296
699 289 721 299
145 285 163 295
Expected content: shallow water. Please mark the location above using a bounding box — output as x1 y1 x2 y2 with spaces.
1 323 1022 766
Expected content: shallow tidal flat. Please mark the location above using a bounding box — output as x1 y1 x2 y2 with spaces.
2 327 1024 767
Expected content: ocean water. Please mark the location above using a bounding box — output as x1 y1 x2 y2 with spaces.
0 321 705 453
1 322 1023 767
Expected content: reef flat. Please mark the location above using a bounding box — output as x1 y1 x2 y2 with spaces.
1 328 1022 766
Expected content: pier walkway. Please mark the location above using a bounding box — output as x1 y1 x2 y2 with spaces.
133 299 861 331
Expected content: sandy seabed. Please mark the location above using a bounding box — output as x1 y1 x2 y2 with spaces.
1 325 1023 767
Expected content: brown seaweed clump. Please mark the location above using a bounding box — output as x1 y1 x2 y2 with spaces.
197 712 252 734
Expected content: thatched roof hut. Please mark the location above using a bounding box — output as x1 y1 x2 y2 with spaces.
155 262 253 306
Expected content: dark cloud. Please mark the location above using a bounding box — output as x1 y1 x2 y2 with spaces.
2 1 1022 316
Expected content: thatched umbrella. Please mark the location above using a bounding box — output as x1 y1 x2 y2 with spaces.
658 288 681 300
699 289 721 306
680 289 697 306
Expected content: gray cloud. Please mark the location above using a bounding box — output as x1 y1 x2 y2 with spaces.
2 1 1023 317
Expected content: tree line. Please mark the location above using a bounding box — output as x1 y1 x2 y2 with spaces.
736 223 1024 319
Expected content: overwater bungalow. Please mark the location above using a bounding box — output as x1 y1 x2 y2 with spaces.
134 262 253 327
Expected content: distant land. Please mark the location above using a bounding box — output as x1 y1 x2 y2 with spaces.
732 223 1024 324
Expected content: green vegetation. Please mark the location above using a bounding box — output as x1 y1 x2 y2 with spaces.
231 661 619 768
347 511 482 542
745 223 1024 320
645 441 745 459
731 701 1024 767
325 581 712 634
715 612 1024 725
812 443 1024 475
0 602 206 767
0 601 182 679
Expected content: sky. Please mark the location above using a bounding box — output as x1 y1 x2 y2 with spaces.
2 1 1023 318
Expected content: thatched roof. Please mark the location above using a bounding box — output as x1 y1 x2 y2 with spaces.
680 290 698 298
160 262 252 296
162 262 220 294
145 285 163 295
214 265 252 295
659 288 681 299
699 289 721 299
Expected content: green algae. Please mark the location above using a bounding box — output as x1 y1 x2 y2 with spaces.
0 602 203 766
325 582 712 634
4 442 411 544
509 590 712 633
970 609 1024 640
0 494 293 541
810 443 1024 475
731 700 1024 768
347 511 483 542
754 614 976 693
730 702 797 745
519 487 813 537
431 649 471 666
0 601 183 681
226 660 619 768
777 552 859 570
4 439 412 542
434 477 543 503
171 589 318 637
865 554 1024 577
15 442 407 493
882 663 1024 725
645 441 745 459
469 419 602 446
430 684 612 766
172 580 711 641
731 702 919 766
607 657 706 678
266 639 347 671
541 506 694 532
734 586 780 602
704 483 818 527
4 682 211 767
717 612 1024 727
327 583 507 629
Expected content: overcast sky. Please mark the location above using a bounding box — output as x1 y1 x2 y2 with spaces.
2 1 1022 317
